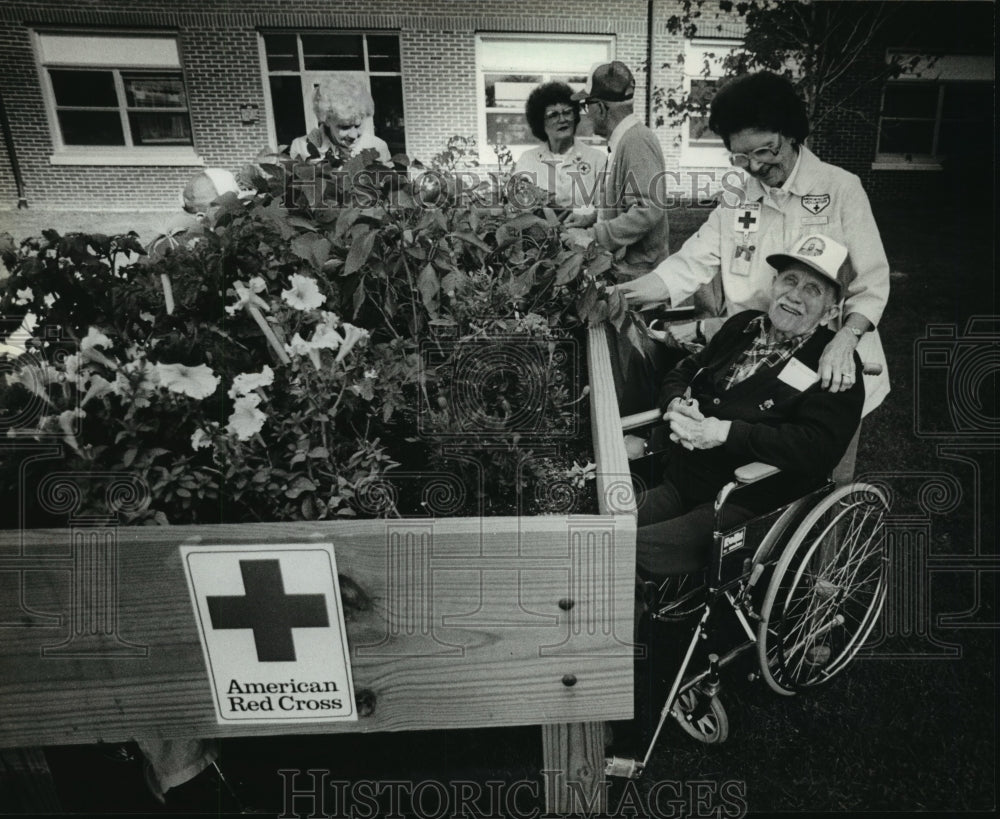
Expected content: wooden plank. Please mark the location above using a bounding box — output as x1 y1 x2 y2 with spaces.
541 722 607 815
588 326 636 519
0 514 635 747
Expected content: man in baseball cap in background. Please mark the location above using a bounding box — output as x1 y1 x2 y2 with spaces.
564 61 670 276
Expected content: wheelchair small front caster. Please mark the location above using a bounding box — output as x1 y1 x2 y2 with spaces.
672 689 729 744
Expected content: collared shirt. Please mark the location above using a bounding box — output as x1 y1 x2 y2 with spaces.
759 147 803 207
513 142 607 209
723 315 815 389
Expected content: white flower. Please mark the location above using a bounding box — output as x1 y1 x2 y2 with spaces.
80 327 112 351
14 287 33 305
43 293 57 308
281 274 325 311
318 311 341 329
81 374 113 407
226 394 266 440
334 323 370 363
190 428 211 450
155 362 219 400
226 276 269 316
228 365 275 399
309 322 342 352
364 368 378 380
284 333 313 358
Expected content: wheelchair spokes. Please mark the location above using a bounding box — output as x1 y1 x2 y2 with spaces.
672 688 729 744
758 483 889 694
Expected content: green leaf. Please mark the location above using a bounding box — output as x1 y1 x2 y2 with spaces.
417 263 440 317
121 447 138 468
308 446 330 459
453 231 491 252
345 230 378 275
556 253 584 286
285 476 317 499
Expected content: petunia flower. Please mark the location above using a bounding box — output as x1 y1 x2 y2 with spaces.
190 428 211 450
284 333 313 358
81 327 112 351
309 322 342 352
81 374 114 407
155 362 219 400
226 277 270 316
228 365 274 399
281 274 325 311
226 394 267 440
334 323 370 363
14 287 33 305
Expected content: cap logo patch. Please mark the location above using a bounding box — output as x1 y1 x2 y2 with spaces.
798 237 826 256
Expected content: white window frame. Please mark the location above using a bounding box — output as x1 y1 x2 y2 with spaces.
257 30 406 155
679 39 739 169
33 29 203 166
874 52 994 170
474 33 615 165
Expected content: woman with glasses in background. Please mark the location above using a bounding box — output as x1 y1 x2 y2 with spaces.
513 81 607 215
617 71 890 470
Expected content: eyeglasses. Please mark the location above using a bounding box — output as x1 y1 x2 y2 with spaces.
544 108 576 122
729 135 784 168
580 99 604 113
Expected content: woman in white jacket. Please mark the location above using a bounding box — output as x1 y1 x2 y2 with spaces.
619 71 890 426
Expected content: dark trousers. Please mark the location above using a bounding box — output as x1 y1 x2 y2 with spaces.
636 480 754 578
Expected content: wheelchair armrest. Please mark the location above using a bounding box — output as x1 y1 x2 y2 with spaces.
733 462 781 484
621 408 663 432
862 362 882 376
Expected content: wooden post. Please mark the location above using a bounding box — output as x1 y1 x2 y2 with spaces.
541 722 607 814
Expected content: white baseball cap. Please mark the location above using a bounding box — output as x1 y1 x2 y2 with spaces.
766 233 847 295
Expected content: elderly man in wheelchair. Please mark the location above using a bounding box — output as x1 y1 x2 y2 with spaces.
608 234 889 777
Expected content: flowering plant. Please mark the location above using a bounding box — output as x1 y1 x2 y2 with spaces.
0 142 633 526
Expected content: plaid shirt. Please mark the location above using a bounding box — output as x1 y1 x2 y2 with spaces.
723 315 816 390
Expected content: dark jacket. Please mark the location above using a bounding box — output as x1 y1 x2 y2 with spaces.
657 310 864 510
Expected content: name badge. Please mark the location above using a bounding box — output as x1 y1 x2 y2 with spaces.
801 215 829 226
777 357 820 392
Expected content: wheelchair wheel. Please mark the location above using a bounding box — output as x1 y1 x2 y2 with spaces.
757 483 889 696
672 688 729 744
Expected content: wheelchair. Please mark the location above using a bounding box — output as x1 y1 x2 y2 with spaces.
605 403 890 780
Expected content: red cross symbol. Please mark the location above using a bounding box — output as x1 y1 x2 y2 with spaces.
737 211 758 230
207 560 329 662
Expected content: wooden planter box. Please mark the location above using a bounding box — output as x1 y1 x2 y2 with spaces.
0 327 636 813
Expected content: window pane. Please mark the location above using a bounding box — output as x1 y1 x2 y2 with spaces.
128 111 192 145
689 115 721 145
301 34 364 71
942 82 993 119
369 75 406 157
57 110 124 145
263 33 299 71
269 75 307 149
49 69 118 107
881 84 938 118
486 111 535 147
123 73 187 108
366 35 400 73
878 119 935 154
485 74 542 108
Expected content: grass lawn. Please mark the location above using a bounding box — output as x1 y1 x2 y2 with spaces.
17 199 1000 815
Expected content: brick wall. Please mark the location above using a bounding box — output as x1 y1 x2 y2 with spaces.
0 0 650 210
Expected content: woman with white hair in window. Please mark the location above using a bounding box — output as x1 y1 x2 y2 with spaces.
288 75 391 163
